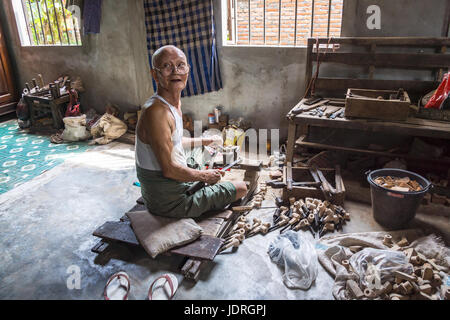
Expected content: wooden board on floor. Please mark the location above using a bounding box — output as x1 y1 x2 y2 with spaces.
92 220 225 261
170 236 224 261
197 209 233 220
196 218 224 236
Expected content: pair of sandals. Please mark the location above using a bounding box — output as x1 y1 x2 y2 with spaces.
103 272 178 300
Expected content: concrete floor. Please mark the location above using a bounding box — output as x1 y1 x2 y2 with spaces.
0 141 448 300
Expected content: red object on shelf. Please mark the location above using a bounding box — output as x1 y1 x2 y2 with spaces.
425 72 449 109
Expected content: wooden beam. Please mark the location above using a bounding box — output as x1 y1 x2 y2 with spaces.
310 52 450 69
314 78 440 95
307 37 450 47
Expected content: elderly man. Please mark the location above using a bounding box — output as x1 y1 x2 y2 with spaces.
136 45 248 218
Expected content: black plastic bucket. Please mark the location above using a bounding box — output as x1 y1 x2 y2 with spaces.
366 169 432 229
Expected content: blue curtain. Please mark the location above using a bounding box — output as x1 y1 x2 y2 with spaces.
143 0 223 97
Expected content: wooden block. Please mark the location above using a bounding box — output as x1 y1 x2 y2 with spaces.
422 266 434 281
397 236 409 247
399 281 414 295
393 270 417 282
390 293 409 300
381 282 393 295
346 280 364 299
403 248 415 260
419 284 432 295
232 206 254 213
418 292 435 300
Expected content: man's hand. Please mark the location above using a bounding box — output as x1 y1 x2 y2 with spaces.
203 135 223 147
202 169 225 185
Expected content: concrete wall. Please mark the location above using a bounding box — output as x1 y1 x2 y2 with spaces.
0 0 151 112
1 0 448 140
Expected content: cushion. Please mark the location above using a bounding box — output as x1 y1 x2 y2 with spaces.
127 210 203 258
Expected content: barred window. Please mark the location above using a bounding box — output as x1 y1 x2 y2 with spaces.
11 0 82 46
224 0 343 47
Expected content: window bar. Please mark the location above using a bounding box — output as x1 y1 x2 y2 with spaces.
278 0 281 45
51 0 63 45
248 0 251 44
327 0 332 38
71 14 80 45
20 0 33 45
310 0 315 39
27 0 40 45
234 0 237 44
58 0 71 45
227 0 232 42
43 0 55 44
263 0 266 44
35 0 47 44
294 0 298 46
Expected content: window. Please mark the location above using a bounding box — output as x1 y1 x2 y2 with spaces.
224 0 343 47
11 0 82 46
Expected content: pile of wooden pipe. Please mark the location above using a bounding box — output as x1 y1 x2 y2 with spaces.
220 215 271 252
346 235 449 300
231 182 268 214
276 197 350 237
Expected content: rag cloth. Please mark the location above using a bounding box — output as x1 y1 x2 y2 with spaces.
315 229 450 300
84 0 102 34
127 210 203 259
136 147 236 218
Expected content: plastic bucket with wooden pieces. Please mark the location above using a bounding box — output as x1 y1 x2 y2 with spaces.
366 168 432 229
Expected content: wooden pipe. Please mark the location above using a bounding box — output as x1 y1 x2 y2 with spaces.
220 239 241 252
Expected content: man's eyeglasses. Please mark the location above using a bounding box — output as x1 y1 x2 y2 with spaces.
155 63 190 75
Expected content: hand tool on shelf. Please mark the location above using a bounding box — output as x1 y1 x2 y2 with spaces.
290 99 330 115
186 158 242 196
330 108 344 119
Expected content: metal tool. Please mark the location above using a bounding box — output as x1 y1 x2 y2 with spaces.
266 180 322 189
330 108 344 119
186 158 242 196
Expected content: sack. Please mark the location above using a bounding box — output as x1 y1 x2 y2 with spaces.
425 72 450 109
90 113 127 145
268 231 318 289
61 114 91 142
127 210 203 259
349 248 413 290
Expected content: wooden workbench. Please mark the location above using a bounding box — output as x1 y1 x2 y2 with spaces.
286 36 450 166
286 103 450 166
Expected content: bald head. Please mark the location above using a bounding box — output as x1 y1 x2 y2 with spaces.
151 45 186 69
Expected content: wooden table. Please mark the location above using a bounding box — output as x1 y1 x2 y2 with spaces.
23 93 69 129
286 98 450 166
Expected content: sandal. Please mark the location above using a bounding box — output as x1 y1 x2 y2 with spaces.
147 273 178 300
104 271 131 300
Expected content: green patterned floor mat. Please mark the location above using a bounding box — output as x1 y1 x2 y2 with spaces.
0 120 92 194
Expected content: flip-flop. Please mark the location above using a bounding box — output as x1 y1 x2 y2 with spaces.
104 271 131 300
147 273 178 300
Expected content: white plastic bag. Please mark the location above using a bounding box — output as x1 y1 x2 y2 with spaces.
349 248 414 290
61 114 91 142
268 231 318 289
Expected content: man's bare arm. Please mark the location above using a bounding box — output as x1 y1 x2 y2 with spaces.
181 136 224 149
141 105 221 184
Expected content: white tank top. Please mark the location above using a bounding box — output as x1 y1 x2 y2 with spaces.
135 94 187 171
